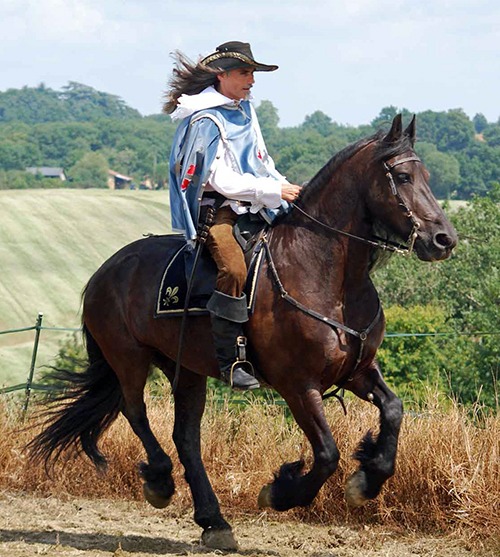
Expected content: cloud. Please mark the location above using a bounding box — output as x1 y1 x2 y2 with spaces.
0 0 499 125
2 0 105 42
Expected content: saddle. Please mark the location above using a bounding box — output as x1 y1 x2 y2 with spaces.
155 213 267 318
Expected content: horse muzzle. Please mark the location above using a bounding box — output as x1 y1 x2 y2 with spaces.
414 225 458 261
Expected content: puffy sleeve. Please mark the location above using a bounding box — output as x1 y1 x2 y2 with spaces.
207 141 282 209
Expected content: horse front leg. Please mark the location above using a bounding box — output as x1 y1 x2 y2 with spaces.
345 363 403 507
171 368 237 551
258 388 340 511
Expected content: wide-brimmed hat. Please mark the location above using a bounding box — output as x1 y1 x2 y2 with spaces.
200 41 278 72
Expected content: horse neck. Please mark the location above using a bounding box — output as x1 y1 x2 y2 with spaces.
272 161 374 290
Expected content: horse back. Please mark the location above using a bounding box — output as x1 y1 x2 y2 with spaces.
84 234 187 310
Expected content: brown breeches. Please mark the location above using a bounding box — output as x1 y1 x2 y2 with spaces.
205 206 247 298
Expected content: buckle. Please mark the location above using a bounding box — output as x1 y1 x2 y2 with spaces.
236 336 247 361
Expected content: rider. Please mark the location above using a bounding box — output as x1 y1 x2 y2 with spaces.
165 41 301 390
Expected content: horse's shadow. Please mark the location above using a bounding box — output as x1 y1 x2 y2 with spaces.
0 527 281 555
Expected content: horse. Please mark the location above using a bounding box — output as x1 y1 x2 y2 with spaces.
28 115 457 550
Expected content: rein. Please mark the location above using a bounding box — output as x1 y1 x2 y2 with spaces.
261 234 380 410
262 153 423 403
290 154 422 256
261 236 382 346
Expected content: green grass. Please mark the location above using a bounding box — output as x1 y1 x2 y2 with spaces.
0 188 171 387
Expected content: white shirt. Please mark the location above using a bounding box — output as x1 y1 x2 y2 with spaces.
172 86 287 215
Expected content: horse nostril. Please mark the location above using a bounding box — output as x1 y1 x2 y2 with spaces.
434 232 456 250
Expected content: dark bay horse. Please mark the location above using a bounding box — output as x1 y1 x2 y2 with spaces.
29 115 457 550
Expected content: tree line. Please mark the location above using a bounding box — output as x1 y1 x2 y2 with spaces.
1 82 500 198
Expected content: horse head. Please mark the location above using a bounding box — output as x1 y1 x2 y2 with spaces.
366 114 457 261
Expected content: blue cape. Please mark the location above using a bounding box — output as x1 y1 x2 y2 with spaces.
169 101 283 240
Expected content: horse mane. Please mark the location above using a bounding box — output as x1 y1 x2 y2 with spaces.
273 128 415 227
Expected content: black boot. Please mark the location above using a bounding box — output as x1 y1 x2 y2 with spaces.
207 291 260 390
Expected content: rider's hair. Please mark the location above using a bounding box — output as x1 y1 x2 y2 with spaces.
163 51 221 114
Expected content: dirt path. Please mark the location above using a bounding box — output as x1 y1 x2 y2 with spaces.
0 491 489 556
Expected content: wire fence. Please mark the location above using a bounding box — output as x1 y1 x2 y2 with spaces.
0 313 80 415
1 312 499 416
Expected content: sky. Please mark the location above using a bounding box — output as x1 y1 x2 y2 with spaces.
1 0 499 128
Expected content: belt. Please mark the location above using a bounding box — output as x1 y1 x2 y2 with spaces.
203 192 251 207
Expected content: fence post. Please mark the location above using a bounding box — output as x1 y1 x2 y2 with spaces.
22 312 44 416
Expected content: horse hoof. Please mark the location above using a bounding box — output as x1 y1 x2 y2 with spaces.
258 483 273 508
143 483 172 509
201 528 238 551
345 472 368 508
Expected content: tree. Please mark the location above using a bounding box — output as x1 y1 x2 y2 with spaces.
32 122 101 168
302 110 333 136
255 100 280 143
472 113 488 134
371 106 412 130
482 124 500 147
436 109 475 151
455 142 500 198
377 305 450 398
0 84 70 123
271 127 332 182
60 82 141 121
69 152 109 188
416 142 460 198
416 110 442 144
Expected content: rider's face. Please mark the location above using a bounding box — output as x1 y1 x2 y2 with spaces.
217 67 255 101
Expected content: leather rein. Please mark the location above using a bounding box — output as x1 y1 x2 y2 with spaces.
290 154 423 256
261 153 423 400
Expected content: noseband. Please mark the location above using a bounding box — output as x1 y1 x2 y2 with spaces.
291 153 423 256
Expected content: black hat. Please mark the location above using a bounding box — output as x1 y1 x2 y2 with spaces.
200 41 278 72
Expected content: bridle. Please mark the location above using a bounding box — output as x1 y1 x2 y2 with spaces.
290 152 423 256
261 152 424 400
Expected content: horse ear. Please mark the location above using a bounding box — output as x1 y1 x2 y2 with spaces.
384 114 403 143
404 115 417 146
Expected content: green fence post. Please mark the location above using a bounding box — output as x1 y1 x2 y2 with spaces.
22 312 44 417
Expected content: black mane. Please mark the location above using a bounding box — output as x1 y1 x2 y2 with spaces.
273 128 415 225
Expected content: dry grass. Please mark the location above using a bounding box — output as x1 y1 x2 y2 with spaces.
0 391 498 552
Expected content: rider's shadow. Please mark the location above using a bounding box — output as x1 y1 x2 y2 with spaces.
0 528 281 555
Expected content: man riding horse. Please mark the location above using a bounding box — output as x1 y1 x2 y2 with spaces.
165 41 302 390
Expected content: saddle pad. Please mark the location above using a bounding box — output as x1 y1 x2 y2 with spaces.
155 241 265 318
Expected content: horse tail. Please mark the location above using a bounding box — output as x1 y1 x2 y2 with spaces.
27 324 123 472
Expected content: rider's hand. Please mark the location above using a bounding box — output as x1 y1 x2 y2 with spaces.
281 183 302 202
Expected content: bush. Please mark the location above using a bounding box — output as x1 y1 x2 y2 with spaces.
378 305 450 399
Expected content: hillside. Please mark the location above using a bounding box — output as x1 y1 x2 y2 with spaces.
0 82 141 123
0 189 170 387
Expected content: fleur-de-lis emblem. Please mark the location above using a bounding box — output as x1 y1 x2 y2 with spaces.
163 285 179 307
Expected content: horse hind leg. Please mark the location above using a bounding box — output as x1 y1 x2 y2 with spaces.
170 367 237 551
345 363 403 507
103 343 175 508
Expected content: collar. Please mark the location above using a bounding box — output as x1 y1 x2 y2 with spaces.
170 86 249 121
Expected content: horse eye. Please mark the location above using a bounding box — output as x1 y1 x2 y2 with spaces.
397 173 411 184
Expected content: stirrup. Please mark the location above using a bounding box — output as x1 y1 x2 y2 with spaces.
226 336 259 389
232 335 254 373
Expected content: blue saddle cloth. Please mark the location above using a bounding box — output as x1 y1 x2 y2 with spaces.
155 238 264 318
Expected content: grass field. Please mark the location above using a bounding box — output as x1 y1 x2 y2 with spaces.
0 188 170 387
